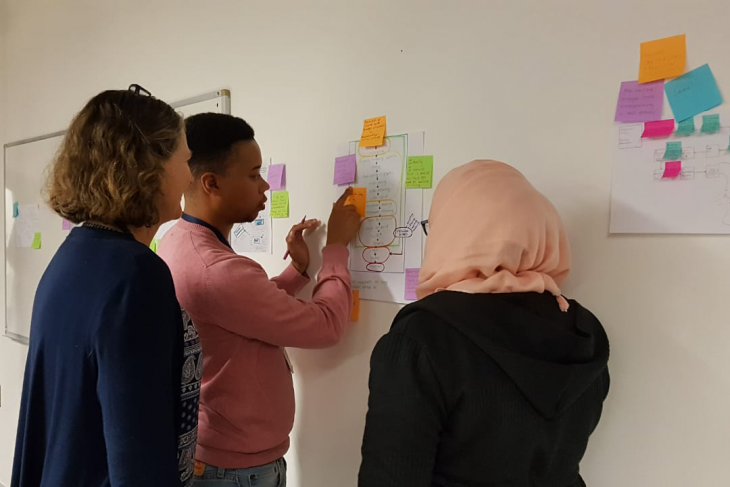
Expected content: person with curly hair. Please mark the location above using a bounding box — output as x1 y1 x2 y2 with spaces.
11 85 198 487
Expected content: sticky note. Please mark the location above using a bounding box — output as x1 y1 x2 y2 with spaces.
350 290 360 321
268 164 286 191
664 142 682 160
271 191 289 218
31 232 42 249
149 239 158 253
405 156 434 189
676 118 695 136
345 188 367 217
12 202 18 218
727 135 730 152
334 154 357 185
663 161 682 179
614 80 664 122
639 34 686 84
405 268 420 301
62 219 72 231
701 114 721 134
359 116 386 148
642 119 675 138
665 64 723 122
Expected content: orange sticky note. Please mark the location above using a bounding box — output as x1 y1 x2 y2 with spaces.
359 116 386 147
345 188 367 216
639 34 686 84
350 290 360 321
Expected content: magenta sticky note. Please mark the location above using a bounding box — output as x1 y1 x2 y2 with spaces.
642 119 675 138
663 161 682 179
268 164 286 190
615 80 664 123
405 268 420 301
62 219 72 231
333 154 357 185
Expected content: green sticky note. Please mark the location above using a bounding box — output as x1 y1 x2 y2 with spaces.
676 118 695 136
271 191 289 218
727 135 730 152
405 156 434 189
701 114 720 134
664 141 682 160
149 239 158 253
31 232 41 250
12 202 18 218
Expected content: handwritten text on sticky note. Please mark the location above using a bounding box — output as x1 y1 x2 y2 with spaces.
665 64 723 122
271 191 289 218
359 116 386 147
639 34 686 84
676 118 695 136
664 142 682 160
615 80 664 122
334 154 357 185
405 156 434 189
345 188 367 217
405 268 420 301
701 114 721 134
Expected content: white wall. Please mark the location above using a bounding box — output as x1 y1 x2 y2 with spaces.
2 1 730 486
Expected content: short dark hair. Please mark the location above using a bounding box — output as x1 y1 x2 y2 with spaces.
185 113 255 177
46 89 183 228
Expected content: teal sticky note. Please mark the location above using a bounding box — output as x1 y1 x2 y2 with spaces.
664 141 682 160
665 64 723 122
701 114 721 134
12 202 18 218
676 118 695 136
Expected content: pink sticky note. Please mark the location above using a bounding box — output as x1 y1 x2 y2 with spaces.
663 161 682 179
615 80 664 123
268 164 286 190
642 119 675 138
334 154 357 185
62 219 71 230
405 268 420 301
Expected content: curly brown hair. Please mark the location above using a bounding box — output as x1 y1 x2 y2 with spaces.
46 89 183 228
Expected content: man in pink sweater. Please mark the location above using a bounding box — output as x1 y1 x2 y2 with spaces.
158 113 360 487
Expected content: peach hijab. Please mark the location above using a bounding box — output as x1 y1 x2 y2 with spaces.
416 160 571 311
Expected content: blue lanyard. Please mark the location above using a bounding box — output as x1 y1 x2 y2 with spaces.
181 213 232 250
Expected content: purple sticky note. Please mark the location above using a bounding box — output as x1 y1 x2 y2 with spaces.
334 154 357 185
663 161 682 179
615 80 664 123
268 164 286 190
642 119 675 138
405 268 420 301
62 219 72 231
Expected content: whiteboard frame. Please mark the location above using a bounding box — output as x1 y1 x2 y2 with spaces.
2 89 231 343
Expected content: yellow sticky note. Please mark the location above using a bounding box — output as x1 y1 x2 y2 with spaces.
31 232 41 250
345 188 367 217
405 156 434 189
149 239 158 253
359 116 386 147
271 191 290 218
350 290 360 321
639 34 686 83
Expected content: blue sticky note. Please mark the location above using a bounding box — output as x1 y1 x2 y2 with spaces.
12 202 18 218
665 64 723 122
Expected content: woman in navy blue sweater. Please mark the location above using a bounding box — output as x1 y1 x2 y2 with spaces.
11 85 198 486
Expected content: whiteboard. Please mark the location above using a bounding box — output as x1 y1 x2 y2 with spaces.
3 90 231 342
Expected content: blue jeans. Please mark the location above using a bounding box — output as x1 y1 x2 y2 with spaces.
193 458 286 487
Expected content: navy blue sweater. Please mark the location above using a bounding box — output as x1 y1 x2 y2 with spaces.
12 226 201 487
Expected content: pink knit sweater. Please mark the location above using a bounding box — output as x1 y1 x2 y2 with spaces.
158 218 352 468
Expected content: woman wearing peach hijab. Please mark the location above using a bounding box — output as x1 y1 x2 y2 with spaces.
359 161 610 487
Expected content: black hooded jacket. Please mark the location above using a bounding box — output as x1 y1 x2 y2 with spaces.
359 291 610 487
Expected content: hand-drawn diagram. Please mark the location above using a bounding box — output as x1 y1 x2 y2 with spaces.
610 111 730 234
337 133 425 303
